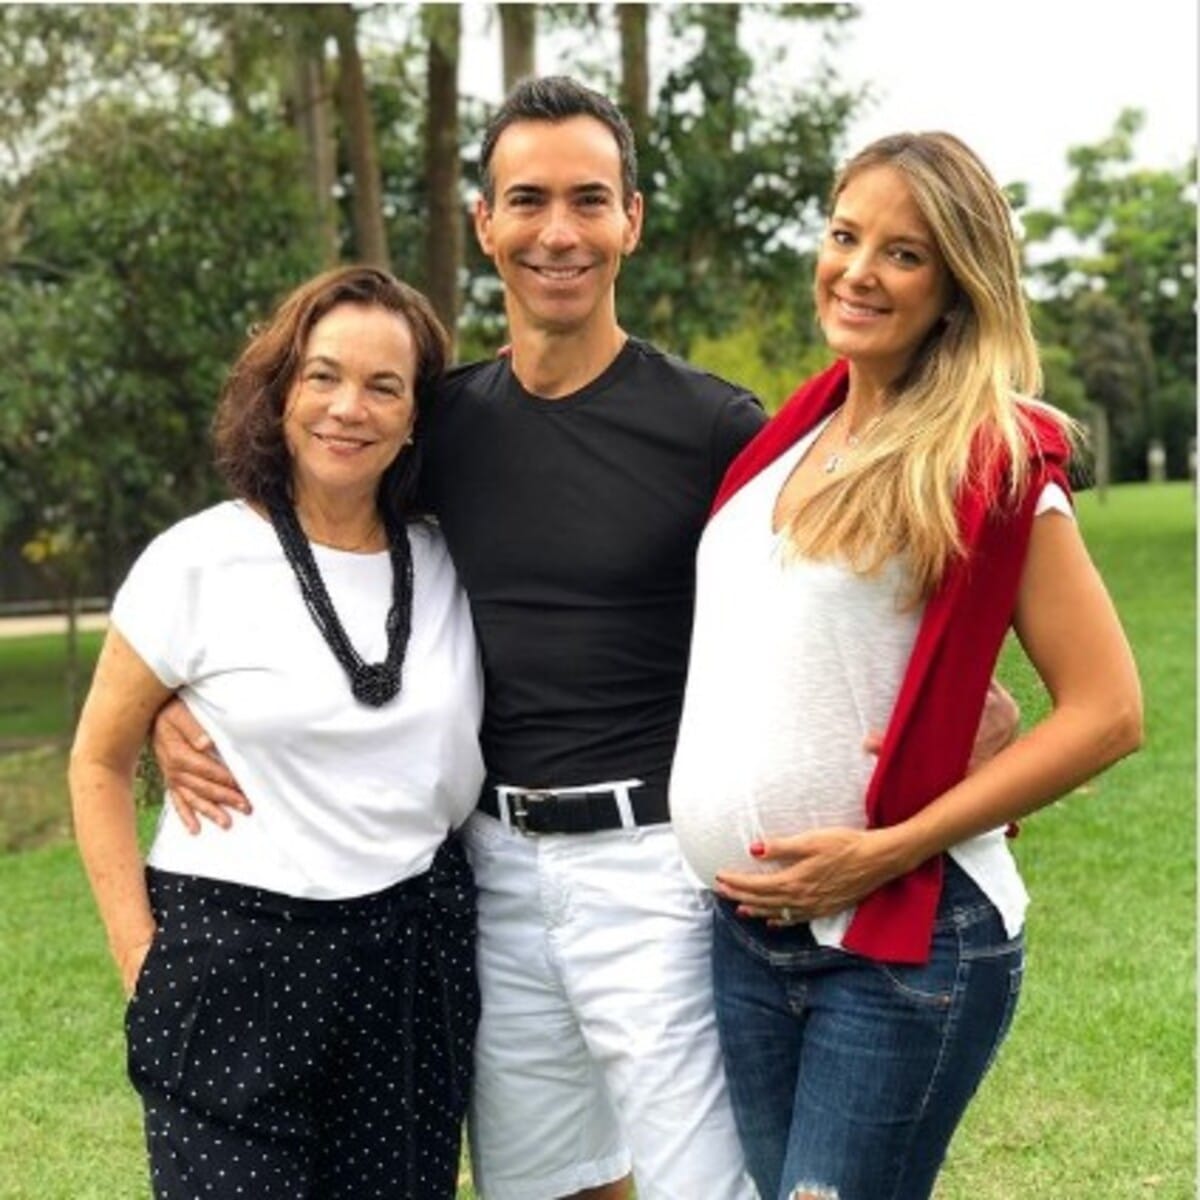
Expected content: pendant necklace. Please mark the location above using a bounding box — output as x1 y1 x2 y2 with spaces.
267 500 413 707
823 408 880 474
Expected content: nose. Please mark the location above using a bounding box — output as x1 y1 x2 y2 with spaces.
328 382 368 422
538 201 580 253
841 247 876 287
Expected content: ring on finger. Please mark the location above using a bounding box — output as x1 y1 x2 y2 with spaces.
780 905 794 924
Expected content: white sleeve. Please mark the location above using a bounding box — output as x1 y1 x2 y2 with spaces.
1035 481 1074 520
109 525 199 689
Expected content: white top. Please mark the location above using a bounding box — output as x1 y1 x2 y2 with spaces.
112 500 485 899
670 413 1071 946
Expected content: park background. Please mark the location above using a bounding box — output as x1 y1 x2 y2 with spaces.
0 2 1195 1196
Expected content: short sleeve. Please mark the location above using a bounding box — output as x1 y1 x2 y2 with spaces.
109 526 199 689
1035 481 1074 520
711 389 768 486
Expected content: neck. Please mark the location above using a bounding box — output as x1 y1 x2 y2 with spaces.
843 363 898 433
506 310 627 399
289 485 384 552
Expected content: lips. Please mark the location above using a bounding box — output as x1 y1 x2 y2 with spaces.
834 295 890 319
313 432 374 451
525 263 592 281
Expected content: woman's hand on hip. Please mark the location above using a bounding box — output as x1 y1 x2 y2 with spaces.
152 697 250 832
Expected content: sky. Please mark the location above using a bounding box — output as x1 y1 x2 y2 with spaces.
459 0 1198 211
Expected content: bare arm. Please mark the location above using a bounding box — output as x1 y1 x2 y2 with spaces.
69 628 175 994
718 512 1143 920
151 697 250 832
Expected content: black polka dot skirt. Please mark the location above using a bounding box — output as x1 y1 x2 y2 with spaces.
125 835 478 1199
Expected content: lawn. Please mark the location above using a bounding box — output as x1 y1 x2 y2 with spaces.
935 482 1196 1199
0 482 1193 1199
0 630 103 748
0 630 103 854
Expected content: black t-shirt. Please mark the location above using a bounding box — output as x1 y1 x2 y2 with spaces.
423 337 766 788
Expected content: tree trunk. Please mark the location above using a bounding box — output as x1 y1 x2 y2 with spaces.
498 4 535 93
332 4 389 269
699 4 741 156
423 6 461 348
617 4 649 150
287 19 339 266
222 13 251 121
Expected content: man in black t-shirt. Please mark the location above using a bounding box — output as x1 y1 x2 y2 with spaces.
421 79 764 1200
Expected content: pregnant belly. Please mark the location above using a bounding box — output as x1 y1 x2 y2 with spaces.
673 780 867 889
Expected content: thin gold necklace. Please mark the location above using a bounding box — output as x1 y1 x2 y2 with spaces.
301 515 384 553
822 407 881 474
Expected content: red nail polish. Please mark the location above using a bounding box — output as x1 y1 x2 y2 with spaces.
749 841 765 858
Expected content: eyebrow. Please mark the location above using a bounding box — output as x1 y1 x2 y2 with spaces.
831 215 934 250
502 181 616 201
303 355 407 387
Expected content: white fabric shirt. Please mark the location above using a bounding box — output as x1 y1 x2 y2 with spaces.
112 500 485 899
670 414 1071 946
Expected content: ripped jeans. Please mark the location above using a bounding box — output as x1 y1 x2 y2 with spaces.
712 857 1023 1200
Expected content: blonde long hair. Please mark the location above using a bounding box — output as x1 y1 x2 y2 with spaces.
787 132 1076 600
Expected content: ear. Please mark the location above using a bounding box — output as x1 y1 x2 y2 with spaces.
474 194 495 258
622 190 645 256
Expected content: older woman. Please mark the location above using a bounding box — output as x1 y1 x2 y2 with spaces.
69 266 484 1198
669 133 1143 1200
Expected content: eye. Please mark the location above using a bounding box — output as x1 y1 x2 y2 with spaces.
828 227 854 247
305 368 337 385
889 244 926 267
370 382 403 400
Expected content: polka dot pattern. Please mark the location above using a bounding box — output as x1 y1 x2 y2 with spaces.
125 838 478 1198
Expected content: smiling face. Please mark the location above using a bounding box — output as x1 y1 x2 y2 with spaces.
815 164 954 387
474 115 643 342
282 302 417 512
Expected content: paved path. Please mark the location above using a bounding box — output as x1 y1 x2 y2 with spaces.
0 613 109 639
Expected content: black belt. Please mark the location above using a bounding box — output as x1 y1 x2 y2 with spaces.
478 779 670 835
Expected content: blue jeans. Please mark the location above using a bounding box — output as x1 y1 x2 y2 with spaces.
712 857 1023 1200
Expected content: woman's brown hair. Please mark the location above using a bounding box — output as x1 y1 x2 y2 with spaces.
212 265 450 518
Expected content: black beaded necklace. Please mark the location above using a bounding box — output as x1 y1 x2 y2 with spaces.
267 499 413 707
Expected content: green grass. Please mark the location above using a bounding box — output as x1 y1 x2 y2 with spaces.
0 630 103 746
0 630 103 852
0 482 1192 1198
0 746 75 853
934 482 1195 1199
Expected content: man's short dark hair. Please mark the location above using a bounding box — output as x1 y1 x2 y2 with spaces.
479 75 638 208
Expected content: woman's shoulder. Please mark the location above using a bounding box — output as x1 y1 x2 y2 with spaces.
135 501 267 570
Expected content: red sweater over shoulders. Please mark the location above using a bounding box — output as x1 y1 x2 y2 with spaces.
711 360 1072 963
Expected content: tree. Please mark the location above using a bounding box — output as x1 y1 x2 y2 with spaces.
0 101 322 678
422 5 463 343
332 3 389 268
284 9 339 266
499 4 536 92
617 4 650 149
1022 110 1197 478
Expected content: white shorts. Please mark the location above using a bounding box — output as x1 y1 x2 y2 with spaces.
463 811 757 1200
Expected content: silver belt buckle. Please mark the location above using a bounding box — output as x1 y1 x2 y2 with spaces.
506 787 554 835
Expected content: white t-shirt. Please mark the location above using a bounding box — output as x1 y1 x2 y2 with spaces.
670 414 1071 946
112 500 485 899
